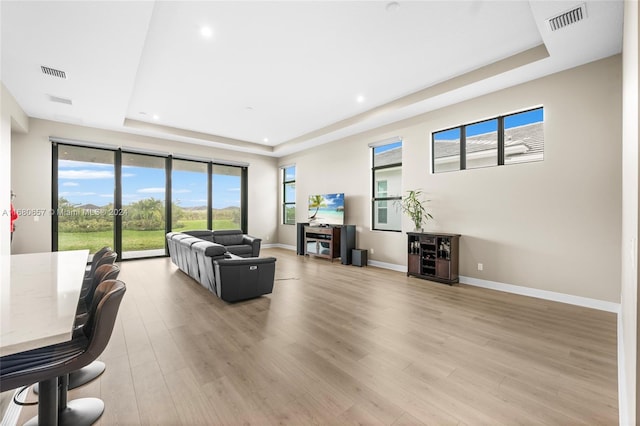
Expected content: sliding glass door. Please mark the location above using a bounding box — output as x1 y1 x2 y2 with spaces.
172 159 208 232
53 142 247 259
56 145 115 255
121 153 167 259
212 165 242 230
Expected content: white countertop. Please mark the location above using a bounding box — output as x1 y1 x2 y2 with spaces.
0 250 89 356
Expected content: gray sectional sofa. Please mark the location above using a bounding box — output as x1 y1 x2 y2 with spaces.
180 229 261 257
166 230 276 302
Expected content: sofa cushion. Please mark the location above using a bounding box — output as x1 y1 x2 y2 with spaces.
225 245 253 257
183 230 214 242
213 230 244 246
204 244 227 258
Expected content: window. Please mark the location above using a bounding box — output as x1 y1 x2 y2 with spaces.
55 144 115 255
52 141 248 259
282 165 296 225
172 159 208 232
211 165 243 230
121 152 167 259
432 106 544 173
371 140 402 231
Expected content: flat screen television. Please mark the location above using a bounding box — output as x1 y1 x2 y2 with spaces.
308 193 344 226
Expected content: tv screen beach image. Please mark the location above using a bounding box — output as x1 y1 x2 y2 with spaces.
308 193 344 225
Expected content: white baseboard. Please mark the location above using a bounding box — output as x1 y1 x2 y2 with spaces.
264 243 295 250
368 260 405 272
268 246 620 313
459 275 621 313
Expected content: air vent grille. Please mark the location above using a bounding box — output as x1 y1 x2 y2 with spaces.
547 3 587 31
41 66 67 79
48 95 73 105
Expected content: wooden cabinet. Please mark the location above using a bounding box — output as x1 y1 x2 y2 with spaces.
304 226 341 261
407 232 460 285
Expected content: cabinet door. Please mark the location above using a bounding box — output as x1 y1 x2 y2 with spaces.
436 259 450 279
408 254 420 274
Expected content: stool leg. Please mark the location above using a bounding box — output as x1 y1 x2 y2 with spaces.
24 378 58 426
57 372 105 426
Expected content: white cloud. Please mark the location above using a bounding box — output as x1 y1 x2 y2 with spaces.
99 194 114 198
137 187 165 194
59 191 97 196
59 170 114 180
62 182 79 187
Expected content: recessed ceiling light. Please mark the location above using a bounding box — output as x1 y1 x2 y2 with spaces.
200 26 213 39
152 114 159 120
386 2 400 12
357 95 365 103
263 138 269 143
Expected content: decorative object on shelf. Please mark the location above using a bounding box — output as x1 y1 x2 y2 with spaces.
396 189 433 231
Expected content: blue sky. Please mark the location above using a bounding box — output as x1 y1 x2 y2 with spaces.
58 161 240 208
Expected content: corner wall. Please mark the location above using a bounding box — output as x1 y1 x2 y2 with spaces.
279 55 622 304
10 119 279 254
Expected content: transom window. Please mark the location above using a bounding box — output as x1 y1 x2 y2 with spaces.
433 107 544 173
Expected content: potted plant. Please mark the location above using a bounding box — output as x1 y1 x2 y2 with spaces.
396 189 433 231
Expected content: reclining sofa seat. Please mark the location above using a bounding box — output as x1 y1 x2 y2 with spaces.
182 229 260 258
166 232 276 302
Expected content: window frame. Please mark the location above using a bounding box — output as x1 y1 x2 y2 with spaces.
282 165 296 225
432 106 543 173
371 141 402 232
52 140 248 259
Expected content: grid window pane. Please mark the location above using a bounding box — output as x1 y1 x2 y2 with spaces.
504 108 544 164
212 165 242 230
172 159 208 232
466 119 498 169
373 142 402 167
433 128 461 173
374 167 401 198
57 145 115 254
373 200 401 230
121 153 166 259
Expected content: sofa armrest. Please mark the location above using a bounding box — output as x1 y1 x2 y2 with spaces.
242 234 262 257
213 257 276 302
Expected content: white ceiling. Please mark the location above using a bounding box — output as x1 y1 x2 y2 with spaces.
1 1 623 157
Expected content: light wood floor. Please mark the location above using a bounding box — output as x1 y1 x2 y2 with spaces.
6 248 618 425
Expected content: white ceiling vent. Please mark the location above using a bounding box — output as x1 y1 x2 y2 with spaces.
546 3 587 32
48 95 73 105
41 65 67 79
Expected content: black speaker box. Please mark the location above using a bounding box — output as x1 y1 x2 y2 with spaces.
296 222 309 255
340 225 356 265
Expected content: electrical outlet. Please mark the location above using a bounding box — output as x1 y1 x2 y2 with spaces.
477 263 483 271
265 235 270 241
370 248 375 254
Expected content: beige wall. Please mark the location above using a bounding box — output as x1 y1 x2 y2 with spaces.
279 55 623 303
10 118 279 254
621 1 639 424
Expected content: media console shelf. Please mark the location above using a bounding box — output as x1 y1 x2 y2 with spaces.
304 226 341 261
407 232 460 285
